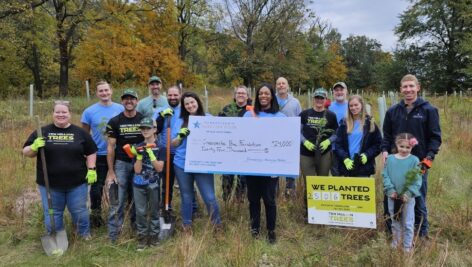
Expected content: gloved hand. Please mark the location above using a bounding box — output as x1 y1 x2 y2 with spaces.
419 156 432 174
86 169 97 184
360 153 368 165
344 158 354 170
146 148 157 161
131 145 144 160
319 139 331 152
177 128 190 139
160 108 173 117
303 140 315 151
31 137 45 152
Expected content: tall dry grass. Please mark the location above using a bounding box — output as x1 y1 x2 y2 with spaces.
0 93 471 266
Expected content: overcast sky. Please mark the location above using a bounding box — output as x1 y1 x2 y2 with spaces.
310 0 411 51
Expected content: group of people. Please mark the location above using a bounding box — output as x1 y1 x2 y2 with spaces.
22 74 441 252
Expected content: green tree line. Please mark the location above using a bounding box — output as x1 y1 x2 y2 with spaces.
0 0 471 97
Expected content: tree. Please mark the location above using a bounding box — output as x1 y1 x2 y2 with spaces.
395 0 472 92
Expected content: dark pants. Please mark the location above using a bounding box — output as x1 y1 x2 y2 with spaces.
161 153 176 209
222 174 246 201
246 176 278 232
330 151 341 176
90 156 108 223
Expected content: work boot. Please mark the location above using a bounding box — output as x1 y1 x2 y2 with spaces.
148 234 159 247
137 235 147 251
267 230 276 244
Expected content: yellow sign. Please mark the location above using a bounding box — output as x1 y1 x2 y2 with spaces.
306 176 376 228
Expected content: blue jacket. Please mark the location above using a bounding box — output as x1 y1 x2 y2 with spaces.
335 116 382 177
381 98 441 160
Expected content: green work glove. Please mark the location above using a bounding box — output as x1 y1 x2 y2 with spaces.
133 145 144 160
344 158 354 170
31 137 45 152
319 139 331 152
177 128 190 139
146 148 157 161
303 140 315 151
130 145 138 156
160 108 173 117
360 153 368 165
86 169 97 184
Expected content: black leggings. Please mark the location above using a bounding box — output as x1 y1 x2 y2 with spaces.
246 176 278 232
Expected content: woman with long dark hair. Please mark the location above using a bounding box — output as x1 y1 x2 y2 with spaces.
172 92 222 232
243 83 286 244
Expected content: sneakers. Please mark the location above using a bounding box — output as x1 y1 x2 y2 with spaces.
137 235 147 251
148 235 159 247
267 231 276 244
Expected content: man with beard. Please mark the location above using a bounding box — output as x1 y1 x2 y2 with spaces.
328 82 349 176
106 88 144 242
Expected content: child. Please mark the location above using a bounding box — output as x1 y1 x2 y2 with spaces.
383 133 422 252
132 117 164 251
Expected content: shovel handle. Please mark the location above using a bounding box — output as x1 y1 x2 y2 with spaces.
36 116 57 233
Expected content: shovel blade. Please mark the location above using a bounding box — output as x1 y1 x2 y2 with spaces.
159 212 175 241
41 230 68 256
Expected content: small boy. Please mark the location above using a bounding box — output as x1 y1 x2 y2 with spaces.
132 117 164 251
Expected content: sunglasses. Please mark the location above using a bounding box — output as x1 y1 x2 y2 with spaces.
153 98 157 109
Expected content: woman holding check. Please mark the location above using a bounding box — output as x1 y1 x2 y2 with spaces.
172 92 222 233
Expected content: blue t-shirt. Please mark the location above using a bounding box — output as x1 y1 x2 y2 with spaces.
137 95 168 119
348 120 362 159
153 105 182 154
133 140 161 186
329 101 348 126
81 102 124 155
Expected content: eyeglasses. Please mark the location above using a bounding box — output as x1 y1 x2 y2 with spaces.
153 98 157 109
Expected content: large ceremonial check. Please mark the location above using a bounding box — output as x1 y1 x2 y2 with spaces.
307 176 376 229
184 116 300 176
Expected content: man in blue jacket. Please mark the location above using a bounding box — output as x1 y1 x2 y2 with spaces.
381 74 442 241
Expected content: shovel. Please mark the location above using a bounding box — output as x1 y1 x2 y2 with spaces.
159 116 176 241
36 116 68 256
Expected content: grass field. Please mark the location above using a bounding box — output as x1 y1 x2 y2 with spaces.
0 90 471 266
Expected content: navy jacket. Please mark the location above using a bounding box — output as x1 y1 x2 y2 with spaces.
380 98 441 160
335 116 382 177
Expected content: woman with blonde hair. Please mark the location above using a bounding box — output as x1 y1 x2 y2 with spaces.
334 95 381 177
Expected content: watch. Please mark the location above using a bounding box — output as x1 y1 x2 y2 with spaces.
88 167 96 170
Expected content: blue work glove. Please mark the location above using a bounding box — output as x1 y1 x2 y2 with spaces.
303 140 315 151
360 153 368 165
344 158 354 170
177 128 190 139
86 169 97 184
160 108 173 117
319 139 331 152
31 137 45 152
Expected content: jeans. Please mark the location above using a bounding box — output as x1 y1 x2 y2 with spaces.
174 166 221 226
388 197 415 250
246 176 278 232
108 160 136 240
161 153 176 209
221 174 246 201
415 172 429 236
39 183 89 237
133 181 160 237
90 156 107 218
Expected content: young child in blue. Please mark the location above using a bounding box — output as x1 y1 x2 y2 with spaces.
383 133 422 252
132 117 164 251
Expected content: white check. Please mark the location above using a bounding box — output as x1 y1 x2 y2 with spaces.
184 116 300 176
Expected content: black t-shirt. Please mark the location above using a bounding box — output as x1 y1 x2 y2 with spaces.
106 112 144 162
299 108 338 156
23 124 97 189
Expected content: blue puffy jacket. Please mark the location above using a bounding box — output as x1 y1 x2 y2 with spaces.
335 116 382 177
380 98 442 160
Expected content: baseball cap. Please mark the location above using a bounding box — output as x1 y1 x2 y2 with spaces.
332 81 347 90
148 76 162 84
121 88 138 99
313 88 327 98
139 117 155 128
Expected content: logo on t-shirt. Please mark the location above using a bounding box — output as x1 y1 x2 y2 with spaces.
47 133 74 144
